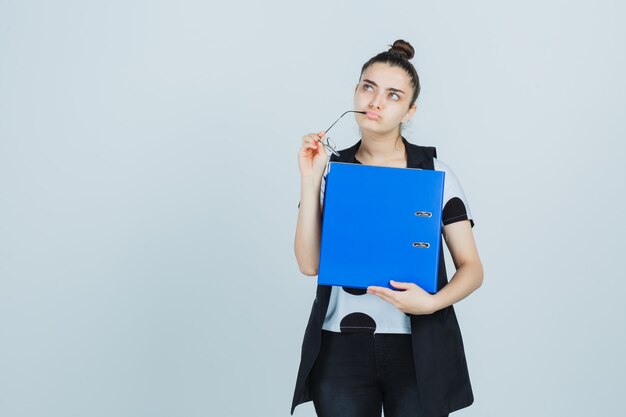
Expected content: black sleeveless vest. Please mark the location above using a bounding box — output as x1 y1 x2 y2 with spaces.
291 137 474 416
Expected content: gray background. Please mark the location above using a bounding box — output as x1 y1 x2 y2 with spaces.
1 0 625 416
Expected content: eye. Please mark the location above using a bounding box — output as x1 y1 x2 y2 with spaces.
363 84 373 91
390 92 400 101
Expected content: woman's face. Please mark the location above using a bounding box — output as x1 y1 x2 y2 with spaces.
353 62 416 135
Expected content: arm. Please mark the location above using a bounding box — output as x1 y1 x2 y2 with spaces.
294 132 329 276
432 219 484 311
294 175 323 276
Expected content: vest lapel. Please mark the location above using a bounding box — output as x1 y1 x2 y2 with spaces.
404 136 437 170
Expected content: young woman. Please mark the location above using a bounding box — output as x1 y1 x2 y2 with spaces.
292 40 484 417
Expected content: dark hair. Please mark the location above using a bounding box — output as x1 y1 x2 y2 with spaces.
359 39 420 108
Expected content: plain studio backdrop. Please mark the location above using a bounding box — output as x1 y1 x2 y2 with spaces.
1 1 625 416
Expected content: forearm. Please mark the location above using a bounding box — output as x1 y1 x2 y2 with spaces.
432 260 483 312
294 176 323 275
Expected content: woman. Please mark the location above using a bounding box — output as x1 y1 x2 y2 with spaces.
292 40 484 417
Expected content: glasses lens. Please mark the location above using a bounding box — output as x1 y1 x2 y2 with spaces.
325 137 336 151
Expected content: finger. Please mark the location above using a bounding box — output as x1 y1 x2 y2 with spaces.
308 137 321 148
299 143 314 153
301 137 320 150
312 139 324 151
370 290 400 308
369 286 397 300
389 280 415 290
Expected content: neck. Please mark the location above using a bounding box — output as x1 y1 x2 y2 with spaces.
357 130 405 161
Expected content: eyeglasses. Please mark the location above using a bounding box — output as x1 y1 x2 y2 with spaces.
316 110 366 157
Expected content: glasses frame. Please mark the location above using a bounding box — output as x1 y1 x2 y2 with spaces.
316 110 365 157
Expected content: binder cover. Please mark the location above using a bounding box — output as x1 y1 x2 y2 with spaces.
317 162 445 293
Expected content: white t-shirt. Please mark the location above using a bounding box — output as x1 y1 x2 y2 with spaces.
303 156 474 334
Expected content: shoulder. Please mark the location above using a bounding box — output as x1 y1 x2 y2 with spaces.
434 158 475 226
433 158 458 177
432 158 469 192
432 158 468 196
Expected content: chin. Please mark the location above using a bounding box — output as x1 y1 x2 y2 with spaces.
358 124 387 135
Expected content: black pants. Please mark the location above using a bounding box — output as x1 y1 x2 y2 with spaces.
310 330 448 417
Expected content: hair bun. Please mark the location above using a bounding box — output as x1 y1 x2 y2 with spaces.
388 39 415 60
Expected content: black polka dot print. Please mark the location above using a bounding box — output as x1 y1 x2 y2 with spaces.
340 312 377 333
342 286 367 296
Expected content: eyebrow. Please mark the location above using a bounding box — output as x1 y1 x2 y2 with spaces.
362 79 406 94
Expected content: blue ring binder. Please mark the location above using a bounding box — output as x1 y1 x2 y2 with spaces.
317 162 445 293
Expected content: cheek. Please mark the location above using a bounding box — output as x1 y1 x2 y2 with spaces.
354 93 368 106
390 112 406 123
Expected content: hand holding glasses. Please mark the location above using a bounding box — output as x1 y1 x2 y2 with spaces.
316 110 366 157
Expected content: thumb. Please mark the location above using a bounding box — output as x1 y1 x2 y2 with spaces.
389 280 414 289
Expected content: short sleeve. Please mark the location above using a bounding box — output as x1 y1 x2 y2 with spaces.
433 158 475 228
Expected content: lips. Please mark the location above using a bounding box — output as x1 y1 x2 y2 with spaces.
365 112 381 120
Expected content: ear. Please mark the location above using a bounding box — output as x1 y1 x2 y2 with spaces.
402 104 417 123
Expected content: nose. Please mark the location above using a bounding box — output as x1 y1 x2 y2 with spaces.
369 93 383 110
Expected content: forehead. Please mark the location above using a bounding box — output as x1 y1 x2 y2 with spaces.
360 62 411 89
